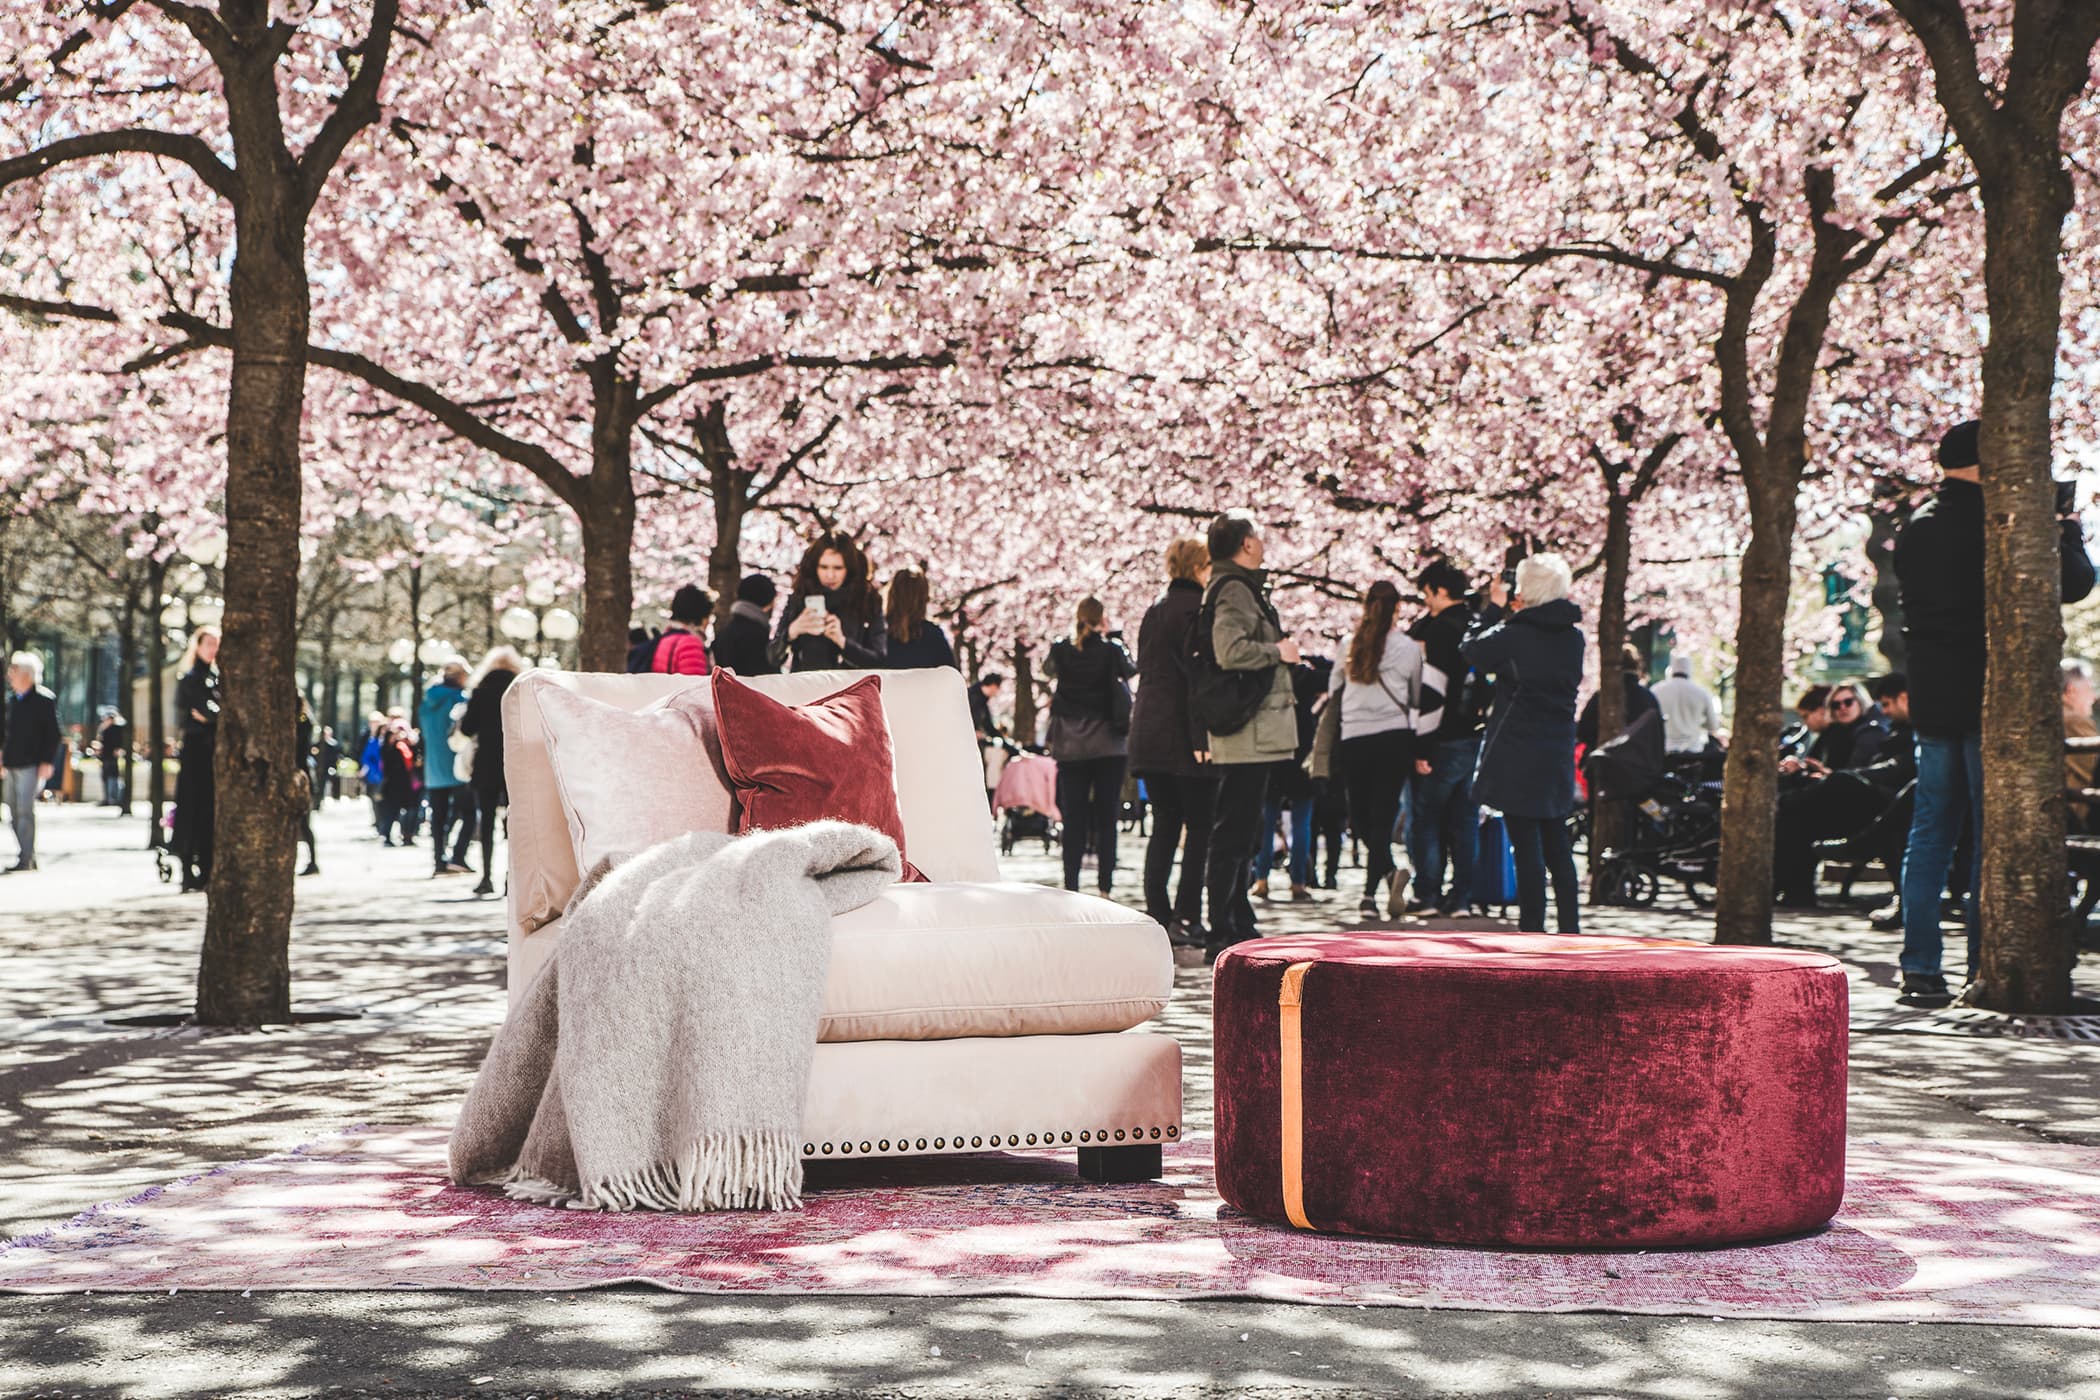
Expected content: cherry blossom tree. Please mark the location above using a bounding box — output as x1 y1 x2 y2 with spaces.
2 0 402 1024
1888 0 2100 1013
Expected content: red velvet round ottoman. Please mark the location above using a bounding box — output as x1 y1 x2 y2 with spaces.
1213 932 1848 1248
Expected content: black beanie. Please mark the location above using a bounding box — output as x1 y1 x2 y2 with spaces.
1938 420 1981 471
736 573 778 607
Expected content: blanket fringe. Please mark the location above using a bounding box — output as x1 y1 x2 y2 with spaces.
496 1132 806 1213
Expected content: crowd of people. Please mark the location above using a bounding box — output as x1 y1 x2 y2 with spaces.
1 420 2093 998
1044 513 1594 959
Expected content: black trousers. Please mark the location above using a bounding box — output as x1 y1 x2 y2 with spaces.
1057 755 1127 892
1774 771 1889 905
474 782 507 882
1139 770 1218 928
1507 814 1581 933
427 786 478 870
1206 763 1271 946
1341 729 1413 903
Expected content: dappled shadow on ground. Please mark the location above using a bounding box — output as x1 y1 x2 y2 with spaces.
2 1290 2092 1398
5 805 2100 1397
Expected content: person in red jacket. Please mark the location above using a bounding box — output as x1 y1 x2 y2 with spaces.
651 585 713 676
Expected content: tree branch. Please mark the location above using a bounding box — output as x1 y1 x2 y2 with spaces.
297 0 400 210
0 128 236 201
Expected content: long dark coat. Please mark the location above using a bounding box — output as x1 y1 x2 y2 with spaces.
1465 598 1585 820
1127 578 1207 778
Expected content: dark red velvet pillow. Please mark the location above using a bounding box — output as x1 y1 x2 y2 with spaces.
710 670 923 882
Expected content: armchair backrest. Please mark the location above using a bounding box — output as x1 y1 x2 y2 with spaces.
501 667 1000 940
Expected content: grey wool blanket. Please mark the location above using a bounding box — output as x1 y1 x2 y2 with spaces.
449 821 900 1211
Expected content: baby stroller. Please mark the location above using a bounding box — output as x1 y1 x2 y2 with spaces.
1583 711 1722 908
993 751 1062 856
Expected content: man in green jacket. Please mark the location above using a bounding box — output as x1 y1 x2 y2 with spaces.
1202 510 1301 958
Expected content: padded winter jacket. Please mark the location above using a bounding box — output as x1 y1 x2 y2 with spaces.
1465 598 1585 819
1203 561 1297 766
1896 478 2095 736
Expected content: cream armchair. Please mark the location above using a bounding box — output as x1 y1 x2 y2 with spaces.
500 666 1183 1181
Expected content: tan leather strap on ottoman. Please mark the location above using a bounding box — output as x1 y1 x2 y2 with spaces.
1278 960 1316 1230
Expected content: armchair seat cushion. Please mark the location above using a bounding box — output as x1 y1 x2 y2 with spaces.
819 882 1172 1042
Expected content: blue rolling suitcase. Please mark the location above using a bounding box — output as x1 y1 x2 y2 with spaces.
1472 814 1518 911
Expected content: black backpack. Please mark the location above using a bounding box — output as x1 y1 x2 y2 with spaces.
1186 576 1274 738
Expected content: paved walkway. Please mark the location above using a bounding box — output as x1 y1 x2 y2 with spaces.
2 800 2097 1397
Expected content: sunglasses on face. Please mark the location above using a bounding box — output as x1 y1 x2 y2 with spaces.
1832 697 1861 711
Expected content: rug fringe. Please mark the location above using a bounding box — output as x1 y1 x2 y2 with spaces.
496 1132 804 1213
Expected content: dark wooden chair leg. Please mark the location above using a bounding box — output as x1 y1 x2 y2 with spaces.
1077 1144 1163 1183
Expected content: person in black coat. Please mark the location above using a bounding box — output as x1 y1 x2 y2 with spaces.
1044 597 1137 895
1780 675 1915 915
769 532 888 672
713 574 779 676
170 628 222 891
1464 556 1585 934
458 646 525 896
3 652 63 872
1576 646 1660 750
1127 538 1215 941
1891 420 2096 1001
880 565 957 670
95 708 131 810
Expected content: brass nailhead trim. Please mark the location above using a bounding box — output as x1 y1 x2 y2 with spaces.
1026 1134 1037 1145
934 1137 945 1149
971 1136 983 1147
878 1140 890 1151
1062 1132 1073 1143
859 1141 872 1154
916 1138 927 1149
1167 1126 1179 1137
1150 1128 1161 1139
821 1143 833 1155
802 1144 814 1156
1115 1130 1126 1141
839 1142 852 1155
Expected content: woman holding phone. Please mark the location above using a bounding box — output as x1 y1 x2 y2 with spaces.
769 531 889 672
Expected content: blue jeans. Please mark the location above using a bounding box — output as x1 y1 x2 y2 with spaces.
1409 737 1480 908
1900 731 1982 980
1255 782 1315 888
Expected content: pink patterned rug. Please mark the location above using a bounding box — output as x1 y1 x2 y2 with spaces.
4 1129 2097 1325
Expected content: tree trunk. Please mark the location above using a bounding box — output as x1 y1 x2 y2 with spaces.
1715 472 1797 945
406 563 425 702
196 189 307 1026
1590 486 1632 884
1972 165 2080 1013
694 399 748 634
578 445 638 673
147 553 169 849
1866 490 1908 672
116 582 138 817
1012 641 1038 748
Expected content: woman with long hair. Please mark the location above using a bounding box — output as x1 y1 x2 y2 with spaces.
1326 581 1424 918
170 626 222 892
459 645 527 896
1128 537 1214 943
1465 554 1585 934
769 531 888 672
881 565 956 670
1044 595 1137 895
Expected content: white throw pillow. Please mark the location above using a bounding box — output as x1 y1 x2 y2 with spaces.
536 682 736 873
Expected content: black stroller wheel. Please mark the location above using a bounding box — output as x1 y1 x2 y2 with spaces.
1684 878 1716 909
